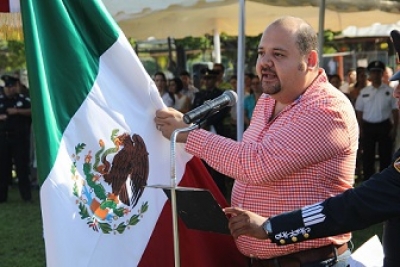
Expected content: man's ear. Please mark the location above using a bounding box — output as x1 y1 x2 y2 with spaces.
306 50 318 69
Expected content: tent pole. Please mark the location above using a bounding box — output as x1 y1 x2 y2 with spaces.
318 0 326 65
213 29 221 63
236 0 245 141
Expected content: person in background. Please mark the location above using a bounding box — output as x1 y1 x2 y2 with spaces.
0 75 32 203
348 67 369 105
228 74 238 139
179 70 199 105
355 60 398 181
328 74 342 90
154 71 175 107
244 73 254 95
17 69 37 188
191 68 232 196
243 76 262 127
168 77 191 113
213 63 232 90
348 67 369 180
155 16 358 266
383 66 398 88
339 68 356 96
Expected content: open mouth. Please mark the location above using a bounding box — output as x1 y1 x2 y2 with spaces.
262 73 277 82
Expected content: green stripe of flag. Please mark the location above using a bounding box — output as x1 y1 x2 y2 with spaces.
20 0 119 183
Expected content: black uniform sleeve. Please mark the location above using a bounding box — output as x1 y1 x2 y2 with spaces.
268 154 400 246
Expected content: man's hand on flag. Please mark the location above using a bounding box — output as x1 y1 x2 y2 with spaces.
155 108 190 142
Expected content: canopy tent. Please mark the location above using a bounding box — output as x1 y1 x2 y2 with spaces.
102 0 400 140
341 20 400 37
103 0 400 39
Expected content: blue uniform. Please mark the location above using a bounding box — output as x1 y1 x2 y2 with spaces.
0 91 32 202
268 149 400 266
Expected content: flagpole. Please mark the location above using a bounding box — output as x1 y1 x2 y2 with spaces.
170 124 198 267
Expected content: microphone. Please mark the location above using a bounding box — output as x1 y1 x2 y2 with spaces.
183 90 238 124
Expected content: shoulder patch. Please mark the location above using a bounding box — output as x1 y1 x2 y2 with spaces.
393 157 400 173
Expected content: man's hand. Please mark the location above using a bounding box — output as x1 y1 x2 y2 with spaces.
223 207 269 240
0 114 7 121
154 108 190 142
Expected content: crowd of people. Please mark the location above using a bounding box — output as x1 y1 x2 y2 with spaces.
328 62 400 182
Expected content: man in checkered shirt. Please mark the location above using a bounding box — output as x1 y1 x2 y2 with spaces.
155 16 358 267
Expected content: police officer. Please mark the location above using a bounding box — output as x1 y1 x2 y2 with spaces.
355 60 398 181
192 68 232 197
224 70 400 267
0 75 32 203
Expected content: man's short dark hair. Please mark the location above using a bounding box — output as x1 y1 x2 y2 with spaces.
180 70 191 77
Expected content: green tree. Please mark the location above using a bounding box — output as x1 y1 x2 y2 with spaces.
0 39 26 73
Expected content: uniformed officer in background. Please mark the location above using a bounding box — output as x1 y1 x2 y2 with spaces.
0 75 32 203
355 60 398 181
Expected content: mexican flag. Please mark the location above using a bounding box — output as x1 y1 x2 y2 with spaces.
20 0 246 266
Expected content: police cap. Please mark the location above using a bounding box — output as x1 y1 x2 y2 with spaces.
1 75 19 87
367 60 385 72
201 68 219 78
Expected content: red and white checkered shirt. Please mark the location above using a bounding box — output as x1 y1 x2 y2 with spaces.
185 69 359 259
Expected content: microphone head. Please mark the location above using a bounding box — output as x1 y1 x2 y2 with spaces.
224 90 238 106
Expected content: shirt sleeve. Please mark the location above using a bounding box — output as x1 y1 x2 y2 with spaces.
391 95 397 110
185 101 357 184
354 90 364 112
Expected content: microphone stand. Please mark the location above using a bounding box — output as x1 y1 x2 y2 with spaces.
169 123 198 267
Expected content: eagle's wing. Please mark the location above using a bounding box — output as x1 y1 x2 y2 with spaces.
129 134 149 207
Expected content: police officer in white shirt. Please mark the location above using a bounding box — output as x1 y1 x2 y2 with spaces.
355 60 399 181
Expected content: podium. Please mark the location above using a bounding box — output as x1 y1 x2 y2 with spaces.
147 124 229 267
149 185 230 235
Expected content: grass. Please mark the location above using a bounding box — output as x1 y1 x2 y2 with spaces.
0 185 45 267
0 182 383 267
351 223 383 251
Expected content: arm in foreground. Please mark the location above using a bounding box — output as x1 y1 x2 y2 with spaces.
225 157 400 245
154 108 190 142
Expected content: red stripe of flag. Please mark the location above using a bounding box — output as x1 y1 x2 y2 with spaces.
139 157 247 267
0 0 10 12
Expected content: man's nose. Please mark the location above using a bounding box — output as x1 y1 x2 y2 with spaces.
258 56 273 68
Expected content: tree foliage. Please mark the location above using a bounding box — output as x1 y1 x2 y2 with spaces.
0 39 26 73
171 30 342 73
0 29 352 75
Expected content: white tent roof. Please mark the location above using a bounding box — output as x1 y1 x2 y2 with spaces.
341 21 400 37
102 0 400 39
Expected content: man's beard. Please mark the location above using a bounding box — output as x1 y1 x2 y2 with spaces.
263 82 281 95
